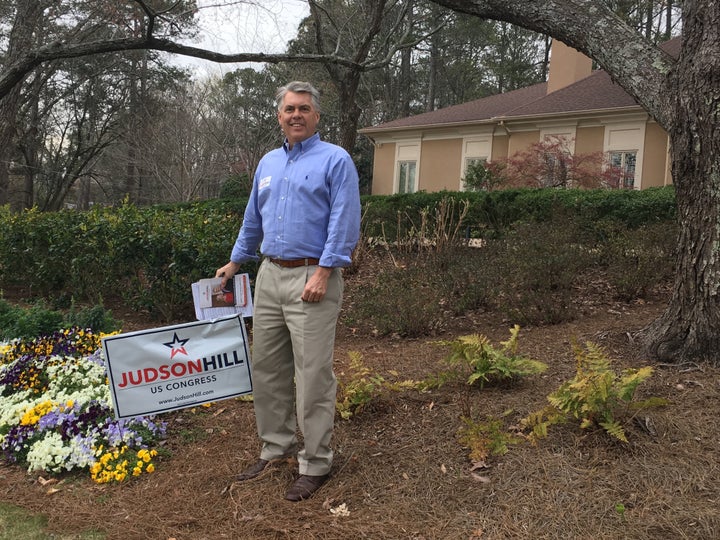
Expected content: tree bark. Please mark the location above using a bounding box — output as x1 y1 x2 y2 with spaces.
642 1 720 362
0 1 44 206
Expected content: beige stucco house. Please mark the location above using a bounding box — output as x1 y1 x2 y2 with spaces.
359 39 679 195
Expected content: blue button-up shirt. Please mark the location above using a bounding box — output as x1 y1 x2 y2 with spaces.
230 133 361 268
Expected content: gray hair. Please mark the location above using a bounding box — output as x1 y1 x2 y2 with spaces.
275 81 321 113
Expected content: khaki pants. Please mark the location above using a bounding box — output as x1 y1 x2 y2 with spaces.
251 258 342 476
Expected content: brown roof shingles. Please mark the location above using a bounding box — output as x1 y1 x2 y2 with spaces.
499 70 637 118
359 82 547 132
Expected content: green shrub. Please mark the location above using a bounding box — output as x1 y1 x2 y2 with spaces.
0 187 677 325
597 221 677 300
0 299 64 340
0 299 121 339
490 215 595 325
65 303 120 334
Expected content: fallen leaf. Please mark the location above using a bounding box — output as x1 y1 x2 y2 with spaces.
471 473 491 483
440 464 447 474
46 487 61 495
470 461 489 471
329 503 350 517
37 476 56 486
212 407 226 417
469 527 484 539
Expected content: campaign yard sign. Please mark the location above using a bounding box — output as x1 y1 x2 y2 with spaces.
102 314 252 418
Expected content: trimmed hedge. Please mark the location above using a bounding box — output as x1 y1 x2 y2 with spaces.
360 186 676 238
0 198 254 321
0 187 676 322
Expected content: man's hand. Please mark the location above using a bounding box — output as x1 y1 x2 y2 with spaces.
302 266 332 302
215 261 241 288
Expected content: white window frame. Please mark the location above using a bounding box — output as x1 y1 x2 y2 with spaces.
397 160 417 194
602 118 646 190
608 150 638 189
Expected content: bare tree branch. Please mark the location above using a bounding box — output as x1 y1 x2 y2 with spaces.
0 37 364 101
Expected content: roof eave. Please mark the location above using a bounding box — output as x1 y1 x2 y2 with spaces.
358 118 496 136
358 105 646 137
496 105 644 123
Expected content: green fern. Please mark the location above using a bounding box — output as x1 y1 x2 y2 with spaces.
438 325 547 388
336 352 385 420
523 341 665 442
458 415 522 461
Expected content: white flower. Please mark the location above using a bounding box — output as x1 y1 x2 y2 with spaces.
26 432 72 473
45 358 111 406
66 434 99 470
0 391 39 426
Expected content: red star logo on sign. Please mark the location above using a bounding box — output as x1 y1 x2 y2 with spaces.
163 333 189 360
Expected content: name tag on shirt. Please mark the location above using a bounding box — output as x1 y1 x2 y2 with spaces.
259 176 272 190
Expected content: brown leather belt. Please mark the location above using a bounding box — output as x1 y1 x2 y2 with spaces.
268 257 320 268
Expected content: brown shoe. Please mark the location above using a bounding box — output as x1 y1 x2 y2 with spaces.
284 474 329 502
235 459 271 481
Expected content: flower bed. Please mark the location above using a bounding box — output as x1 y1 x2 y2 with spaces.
0 328 166 483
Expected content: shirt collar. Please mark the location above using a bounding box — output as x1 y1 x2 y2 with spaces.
283 132 321 154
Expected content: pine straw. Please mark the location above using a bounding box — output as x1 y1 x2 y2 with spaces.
2 297 720 539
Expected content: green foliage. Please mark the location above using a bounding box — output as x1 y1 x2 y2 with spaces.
0 298 121 340
438 325 547 387
522 342 666 442
457 414 522 462
219 173 253 199
462 161 503 192
336 352 386 420
0 299 64 340
65 302 120 334
0 187 676 326
0 199 253 322
359 186 676 241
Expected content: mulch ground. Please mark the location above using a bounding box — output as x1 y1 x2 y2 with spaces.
2 278 719 539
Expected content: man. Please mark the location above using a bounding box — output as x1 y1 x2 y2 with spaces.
216 81 361 502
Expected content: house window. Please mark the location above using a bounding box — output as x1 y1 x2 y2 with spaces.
609 151 637 189
465 157 487 170
463 157 489 191
542 151 570 187
398 160 417 194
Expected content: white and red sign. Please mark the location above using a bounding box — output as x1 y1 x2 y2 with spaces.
102 315 252 418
